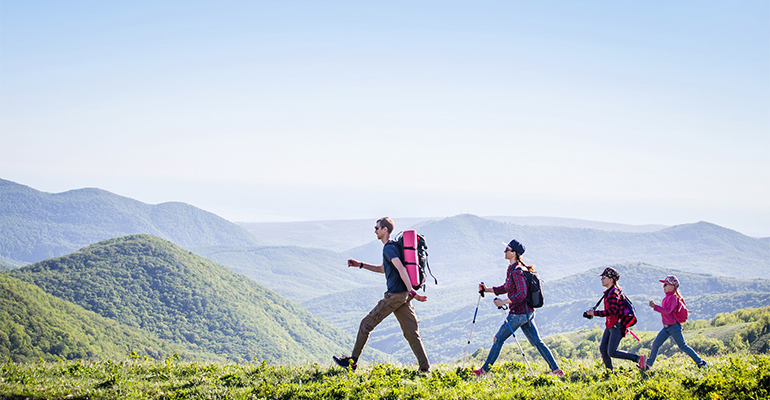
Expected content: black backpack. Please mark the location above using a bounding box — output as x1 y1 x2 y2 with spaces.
394 232 437 291
522 270 544 308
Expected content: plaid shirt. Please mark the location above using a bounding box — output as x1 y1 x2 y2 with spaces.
493 262 532 315
594 287 623 331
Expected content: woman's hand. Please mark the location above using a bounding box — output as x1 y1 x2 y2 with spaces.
493 298 506 308
649 300 656 308
585 309 595 316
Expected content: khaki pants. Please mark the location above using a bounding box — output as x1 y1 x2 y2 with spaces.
351 291 430 370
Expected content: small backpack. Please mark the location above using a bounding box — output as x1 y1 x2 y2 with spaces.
674 297 689 323
618 290 638 331
522 270 544 308
394 231 437 290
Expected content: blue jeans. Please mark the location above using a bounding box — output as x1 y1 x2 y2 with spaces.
647 323 704 367
599 326 640 369
481 312 559 372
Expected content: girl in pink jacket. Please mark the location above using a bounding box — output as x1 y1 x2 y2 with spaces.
644 275 707 370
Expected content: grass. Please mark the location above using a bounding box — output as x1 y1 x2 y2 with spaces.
1 354 768 399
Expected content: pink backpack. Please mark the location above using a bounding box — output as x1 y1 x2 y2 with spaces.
674 297 690 323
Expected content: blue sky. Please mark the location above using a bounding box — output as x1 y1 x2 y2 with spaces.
1 1 769 236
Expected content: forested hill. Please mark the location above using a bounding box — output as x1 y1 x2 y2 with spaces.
0 179 260 265
6 234 351 364
0 274 207 363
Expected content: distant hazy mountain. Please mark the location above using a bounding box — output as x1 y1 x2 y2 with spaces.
237 218 432 252
6 234 354 364
237 216 667 253
0 179 260 266
0 274 204 362
347 214 770 281
194 245 381 298
484 216 668 233
304 262 770 362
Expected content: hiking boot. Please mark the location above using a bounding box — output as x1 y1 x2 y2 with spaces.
637 355 647 371
698 361 708 369
333 356 357 371
418 368 430 375
473 367 487 377
551 369 565 377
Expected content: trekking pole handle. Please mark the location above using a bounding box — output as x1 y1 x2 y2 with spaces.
479 282 485 297
494 297 509 310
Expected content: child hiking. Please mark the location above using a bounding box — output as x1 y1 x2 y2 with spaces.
474 239 564 377
644 275 707 370
333 217 431 373
584 267 646 371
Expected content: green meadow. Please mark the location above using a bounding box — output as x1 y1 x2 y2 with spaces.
1 354 768 400
3 306 768 400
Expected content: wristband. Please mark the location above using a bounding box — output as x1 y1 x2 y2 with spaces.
409 290 417 298
359 262 363 269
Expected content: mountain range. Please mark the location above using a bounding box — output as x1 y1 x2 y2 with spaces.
346 214 770 282
2 179 768 365
0 178 259 267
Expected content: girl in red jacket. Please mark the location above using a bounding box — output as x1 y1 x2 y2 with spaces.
584 267 646 370
644 275 707 369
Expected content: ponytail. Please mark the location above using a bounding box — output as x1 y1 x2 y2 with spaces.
515 254 535 272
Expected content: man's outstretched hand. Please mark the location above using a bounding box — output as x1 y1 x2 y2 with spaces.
409 290 427 302
413 293 427 302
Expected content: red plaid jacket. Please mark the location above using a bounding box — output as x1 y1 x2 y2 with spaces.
594 286 623 331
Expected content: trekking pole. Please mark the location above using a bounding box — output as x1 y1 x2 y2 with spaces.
463 282 485 365
495 298 534 374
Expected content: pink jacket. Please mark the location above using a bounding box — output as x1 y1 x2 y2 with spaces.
653 291 680 325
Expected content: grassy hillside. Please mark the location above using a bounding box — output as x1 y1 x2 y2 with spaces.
0 274 204 363
0 179 260 265
1 354 767 399
6 235 353 364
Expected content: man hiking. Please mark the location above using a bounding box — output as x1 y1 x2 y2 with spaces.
333 217 431 373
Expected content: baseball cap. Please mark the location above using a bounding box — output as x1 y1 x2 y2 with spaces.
505 239 525 255
660 275 680 288
599 267 620 281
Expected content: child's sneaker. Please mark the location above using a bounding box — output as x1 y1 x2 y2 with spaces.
333 356 357 371
551 369 565 377
637 355 648 371
473 367 487 377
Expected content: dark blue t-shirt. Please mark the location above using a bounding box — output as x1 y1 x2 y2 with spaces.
383 241 408 293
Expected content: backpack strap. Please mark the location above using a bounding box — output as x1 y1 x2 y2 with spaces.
425 259 438 285
591 290 609 311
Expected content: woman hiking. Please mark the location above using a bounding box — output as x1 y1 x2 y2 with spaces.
584 267 646 371
473 239 564 377
643 275 707 370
